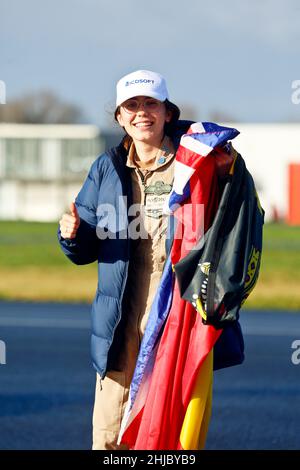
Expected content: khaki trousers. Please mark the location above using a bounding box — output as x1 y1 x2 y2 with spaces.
92 370 132 450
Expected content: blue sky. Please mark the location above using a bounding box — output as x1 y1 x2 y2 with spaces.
1 0 300 128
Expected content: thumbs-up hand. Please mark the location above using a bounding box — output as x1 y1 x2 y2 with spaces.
59 201 81 239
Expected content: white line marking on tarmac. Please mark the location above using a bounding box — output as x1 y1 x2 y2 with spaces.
0 317 90 329
243 327 297 336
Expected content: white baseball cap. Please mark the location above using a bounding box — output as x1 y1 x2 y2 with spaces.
116 70 169 107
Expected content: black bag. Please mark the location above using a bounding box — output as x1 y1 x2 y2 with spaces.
174 153 264 329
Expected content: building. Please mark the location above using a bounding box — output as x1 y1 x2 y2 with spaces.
0 122 299 222
0 124 104 221
230 123 300 224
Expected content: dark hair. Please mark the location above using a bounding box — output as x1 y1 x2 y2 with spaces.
114 99 181 149
164 99 181 136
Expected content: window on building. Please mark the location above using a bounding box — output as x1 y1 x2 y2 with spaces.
61 138 102 178
5 138 42 179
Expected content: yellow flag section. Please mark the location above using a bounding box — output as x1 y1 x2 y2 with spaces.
179 349 213 450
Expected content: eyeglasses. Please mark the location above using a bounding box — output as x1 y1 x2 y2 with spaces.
121 98 162 114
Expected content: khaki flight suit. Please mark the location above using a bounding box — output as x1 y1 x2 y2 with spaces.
92 136 175 449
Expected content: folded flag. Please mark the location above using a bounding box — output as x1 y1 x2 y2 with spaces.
119 122 239 449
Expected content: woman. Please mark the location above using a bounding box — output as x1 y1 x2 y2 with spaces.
59 70 188 449
58 70 245 450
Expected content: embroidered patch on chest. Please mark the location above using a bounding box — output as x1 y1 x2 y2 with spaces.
144 181 172 218
144 180 173 196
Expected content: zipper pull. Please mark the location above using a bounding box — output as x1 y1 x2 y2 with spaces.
99 377 103 391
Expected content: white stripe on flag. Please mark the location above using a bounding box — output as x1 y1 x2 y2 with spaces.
163 193 173 214
180 135 212 156
172 161 195 195
190 122 206 133
117 345 158 445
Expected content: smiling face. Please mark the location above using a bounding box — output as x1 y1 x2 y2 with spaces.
116 96 172 148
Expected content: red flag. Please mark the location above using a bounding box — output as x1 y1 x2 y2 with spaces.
122 153 222 449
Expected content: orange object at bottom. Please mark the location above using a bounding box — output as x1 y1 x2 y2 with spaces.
288 163 300 225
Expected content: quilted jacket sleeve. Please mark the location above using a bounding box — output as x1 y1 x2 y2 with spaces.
57 155 104 265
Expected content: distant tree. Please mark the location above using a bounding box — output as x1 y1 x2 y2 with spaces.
0 90 86 124
209 110 238 123
177 103 199 122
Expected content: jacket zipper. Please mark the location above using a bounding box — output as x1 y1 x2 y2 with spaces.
136 168 150 202
135 167 151 347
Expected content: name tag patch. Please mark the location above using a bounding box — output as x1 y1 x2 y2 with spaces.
144 181 172 219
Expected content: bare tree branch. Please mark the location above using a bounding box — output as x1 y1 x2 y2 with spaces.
0 90 86 124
